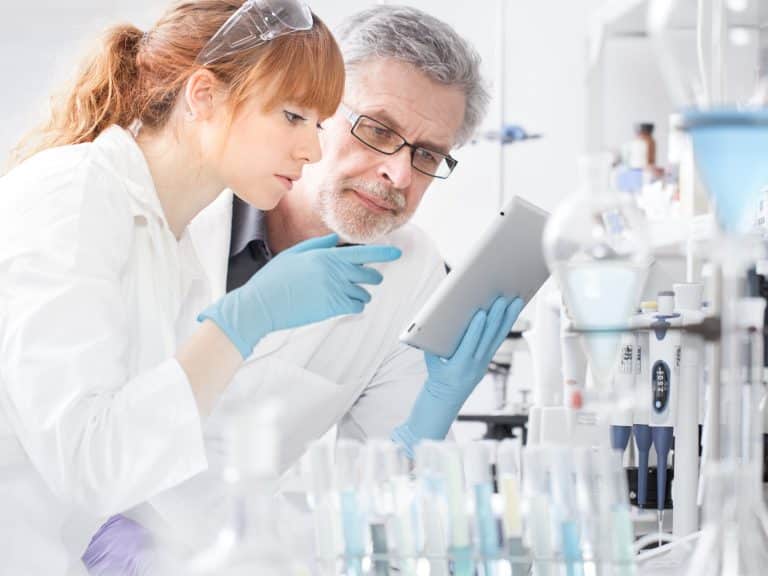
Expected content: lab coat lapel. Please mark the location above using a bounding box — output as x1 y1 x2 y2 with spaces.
188 190 232 300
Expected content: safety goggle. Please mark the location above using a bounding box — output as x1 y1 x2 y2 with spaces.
197 0 313 65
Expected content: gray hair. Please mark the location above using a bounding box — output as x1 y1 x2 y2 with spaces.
336 5 489 147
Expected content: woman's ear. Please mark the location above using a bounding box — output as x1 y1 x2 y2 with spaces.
183 69 220 121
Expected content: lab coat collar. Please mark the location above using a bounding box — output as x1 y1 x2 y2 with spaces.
189 189 233 300
96 126 207 295
93 125 165 221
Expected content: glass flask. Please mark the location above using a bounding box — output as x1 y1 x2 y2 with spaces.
543 153 651 393
185 401 310 576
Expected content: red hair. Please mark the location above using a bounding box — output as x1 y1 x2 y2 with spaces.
10 0 344 166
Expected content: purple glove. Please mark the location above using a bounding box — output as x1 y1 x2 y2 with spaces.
82 515 155 576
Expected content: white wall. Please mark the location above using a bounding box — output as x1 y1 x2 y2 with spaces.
0 1 165 169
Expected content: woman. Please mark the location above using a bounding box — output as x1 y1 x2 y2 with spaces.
0 1 400 574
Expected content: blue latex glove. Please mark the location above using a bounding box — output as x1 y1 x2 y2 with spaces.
199 233 401 358
392 296 525 457
82 515 154 576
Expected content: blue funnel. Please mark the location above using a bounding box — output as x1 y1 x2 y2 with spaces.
682 109 768 235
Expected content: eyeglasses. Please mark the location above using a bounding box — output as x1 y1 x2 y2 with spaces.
197 0 313 66
340 105 458 179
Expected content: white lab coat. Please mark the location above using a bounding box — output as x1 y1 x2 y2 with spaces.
0 126 208 575
135 189 447 550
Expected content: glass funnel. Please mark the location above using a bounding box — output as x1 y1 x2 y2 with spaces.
543 154 651 393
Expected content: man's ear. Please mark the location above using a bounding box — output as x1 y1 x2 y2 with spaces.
183 69 220 121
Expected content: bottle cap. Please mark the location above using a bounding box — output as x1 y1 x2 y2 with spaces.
657 291 675 315
673 283 704 311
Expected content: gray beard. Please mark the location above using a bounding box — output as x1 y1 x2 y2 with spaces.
317 180 409 243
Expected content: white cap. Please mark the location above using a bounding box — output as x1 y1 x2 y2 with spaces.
673 283 704 311
463 441 494 486
657 291 675 315
737 297 767 329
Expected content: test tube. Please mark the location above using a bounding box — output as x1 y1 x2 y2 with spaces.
307 441 342 576
336 439 367 576
438 443 473 576
595 449 636 576
464 441 501 576
550 447 584 576
362 440 398 576
522 446 554 576
497 438 530 576
414 441 450 576
390 446 419 576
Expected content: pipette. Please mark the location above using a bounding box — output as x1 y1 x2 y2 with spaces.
611 330 636 454
648 291 680 540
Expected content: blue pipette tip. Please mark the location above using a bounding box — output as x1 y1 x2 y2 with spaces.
610 425 632 453
651 427 673 512
633 424 652 508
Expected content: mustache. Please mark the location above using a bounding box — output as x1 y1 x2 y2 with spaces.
342 179 406 210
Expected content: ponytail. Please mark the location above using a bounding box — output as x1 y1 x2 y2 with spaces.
10 25 143 166
7 1 344 171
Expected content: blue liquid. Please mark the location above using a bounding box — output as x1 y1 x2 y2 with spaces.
561 521 584 576
474 483 500 575
474 483 501 557
611 507 636 576
341 491 364 576
451 546 474 576
560 264 646 385
683 109 768 235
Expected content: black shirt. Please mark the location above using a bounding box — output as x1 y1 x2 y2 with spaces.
226 196 273 292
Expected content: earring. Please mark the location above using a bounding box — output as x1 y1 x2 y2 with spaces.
185 110 196 121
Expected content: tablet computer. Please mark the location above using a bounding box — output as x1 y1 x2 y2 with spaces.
399 195 550 358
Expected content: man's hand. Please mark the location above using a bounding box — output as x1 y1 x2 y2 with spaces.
391 296 525 456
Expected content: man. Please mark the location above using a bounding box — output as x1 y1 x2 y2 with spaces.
181 4 515 468
84 4 522 572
